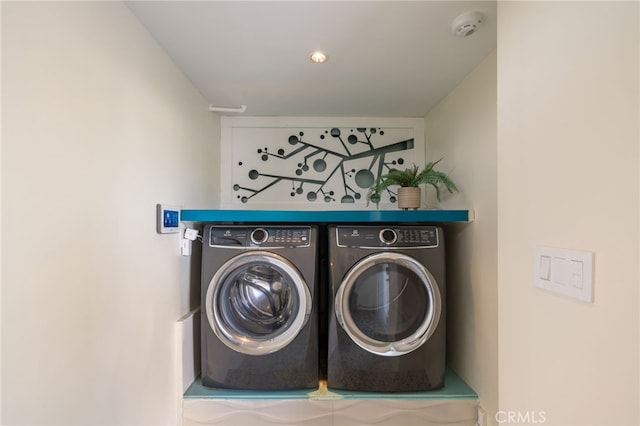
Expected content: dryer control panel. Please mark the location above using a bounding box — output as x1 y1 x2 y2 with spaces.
336 226 439 248
209 226 311 248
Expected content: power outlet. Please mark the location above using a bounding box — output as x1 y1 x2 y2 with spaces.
184 228 199 241
181 237 192 256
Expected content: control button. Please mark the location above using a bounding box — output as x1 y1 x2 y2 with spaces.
379 228 397 245
250 228 268 244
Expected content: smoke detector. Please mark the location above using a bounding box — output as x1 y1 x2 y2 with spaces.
451 11 485 37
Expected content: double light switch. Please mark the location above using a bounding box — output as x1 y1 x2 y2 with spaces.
535 246 594 303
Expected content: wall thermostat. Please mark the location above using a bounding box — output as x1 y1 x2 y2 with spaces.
157 204 180 234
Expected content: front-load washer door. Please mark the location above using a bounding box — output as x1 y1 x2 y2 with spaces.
206 251 312 356
335 251 441 357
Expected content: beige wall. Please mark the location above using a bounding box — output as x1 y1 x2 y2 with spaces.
497 2 639 426
425 51 498 422
3 2 639 426
1 2 219 424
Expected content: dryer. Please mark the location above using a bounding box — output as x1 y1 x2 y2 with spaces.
201 225 319 390
327 225 445 392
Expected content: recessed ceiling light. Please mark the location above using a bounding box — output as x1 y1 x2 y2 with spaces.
310 51 328 64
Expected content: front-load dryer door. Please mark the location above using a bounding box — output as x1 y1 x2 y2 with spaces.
205 251 312 356
335 252 441 357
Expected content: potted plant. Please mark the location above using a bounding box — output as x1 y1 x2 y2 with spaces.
367 158 459 209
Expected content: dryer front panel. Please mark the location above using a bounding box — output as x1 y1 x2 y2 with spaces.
335 251 441 357
205 251 312 356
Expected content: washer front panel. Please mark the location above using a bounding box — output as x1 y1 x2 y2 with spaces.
335 251 441 357
335 226 439 249
209 226 312 249
206 251 312 356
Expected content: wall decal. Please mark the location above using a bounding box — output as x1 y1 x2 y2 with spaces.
220 118 425 210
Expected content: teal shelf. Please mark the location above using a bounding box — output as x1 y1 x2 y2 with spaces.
184 367 478 400
180 209 472 223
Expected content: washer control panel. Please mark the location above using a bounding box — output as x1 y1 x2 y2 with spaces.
210 226 311 248
336 226 439 248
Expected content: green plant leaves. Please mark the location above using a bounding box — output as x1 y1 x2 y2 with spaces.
366 158 458 207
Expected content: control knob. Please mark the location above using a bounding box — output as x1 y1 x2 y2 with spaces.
379 228 397 245
250 228 269 244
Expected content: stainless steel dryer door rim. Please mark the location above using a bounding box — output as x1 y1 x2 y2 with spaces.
335 251 441 357
205 251 312 356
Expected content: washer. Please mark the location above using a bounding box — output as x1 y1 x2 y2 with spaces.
327 225 446 392
201 225 319 390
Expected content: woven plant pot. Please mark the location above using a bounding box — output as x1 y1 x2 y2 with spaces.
397 187 421 210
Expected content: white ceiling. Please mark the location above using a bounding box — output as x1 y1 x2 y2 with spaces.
126 1 496 117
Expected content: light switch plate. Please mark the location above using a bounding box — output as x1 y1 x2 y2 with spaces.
534 246 594 303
